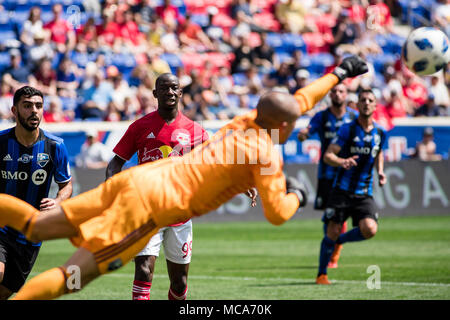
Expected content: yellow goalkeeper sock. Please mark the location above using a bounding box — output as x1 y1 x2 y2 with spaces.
12 267 68 300
0 194 39 236
293 73 339 114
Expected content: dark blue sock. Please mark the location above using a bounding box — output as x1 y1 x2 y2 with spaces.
318 236 335 275
336 227 365 244
322 222 328 237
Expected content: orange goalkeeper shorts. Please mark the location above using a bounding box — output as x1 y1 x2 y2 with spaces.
60 170 159 274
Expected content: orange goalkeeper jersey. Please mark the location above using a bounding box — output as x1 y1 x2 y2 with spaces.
128 73 339 227
128 109 299 227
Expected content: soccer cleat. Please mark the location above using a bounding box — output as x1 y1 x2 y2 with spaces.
316 274 331 285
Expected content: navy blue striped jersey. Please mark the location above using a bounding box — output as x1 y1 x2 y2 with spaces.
308 107 358 180
331 118 386 196
0 128 71 246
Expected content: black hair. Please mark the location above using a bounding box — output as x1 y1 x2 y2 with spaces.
13 86 44 106
359 88 376 99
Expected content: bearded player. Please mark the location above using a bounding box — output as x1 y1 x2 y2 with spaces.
298 83 357 268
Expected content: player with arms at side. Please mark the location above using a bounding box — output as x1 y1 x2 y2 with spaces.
0 86 72 299
298 83 357 269
106 73 209 300
316 88 386 285
0 56 368 300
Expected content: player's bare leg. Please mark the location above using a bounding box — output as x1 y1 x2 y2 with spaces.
0 194 77 241
167 260 189 300
132 255 156 300
13 247 100 300
0 263 13 300
358 218 378 239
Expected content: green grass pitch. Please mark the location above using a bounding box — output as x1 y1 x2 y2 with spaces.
28 215 450 300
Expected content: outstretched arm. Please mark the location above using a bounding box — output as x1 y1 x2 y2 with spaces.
293 55 368 114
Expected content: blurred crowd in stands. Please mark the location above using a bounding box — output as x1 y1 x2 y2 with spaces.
0 0 449 130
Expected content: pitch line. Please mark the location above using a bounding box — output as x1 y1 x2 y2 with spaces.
104 273 450 288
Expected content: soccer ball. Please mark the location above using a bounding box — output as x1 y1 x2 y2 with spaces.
402 27 450 76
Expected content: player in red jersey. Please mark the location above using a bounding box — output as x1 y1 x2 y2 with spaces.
106 73 209 300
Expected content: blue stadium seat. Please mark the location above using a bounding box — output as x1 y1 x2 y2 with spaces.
12 10 31 25
60 97 78 111
248 94 259 109
226 94 240 108
70 51 89 68
276 51 293 63
232 73 248 86
283 33 306 54
190 14 209 27
160 53 183 74
266 33 285 52
41 10 55 24
0 31 17 45
366 53 397 74
0 51 11 72
308 52 334 74
109 53 137 80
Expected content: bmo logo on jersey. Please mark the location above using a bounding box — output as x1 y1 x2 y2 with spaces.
32 169 47 185
351 146 372 155
1 170 28 181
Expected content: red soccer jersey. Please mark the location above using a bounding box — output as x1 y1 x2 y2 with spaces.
113 110 209 226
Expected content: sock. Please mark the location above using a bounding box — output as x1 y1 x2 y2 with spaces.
0 194 39 234
132 280 152 300
168 285 188 300
322 222 328 237
12 267 68 300
318 236 336 276
336 227 365 244
294 74 339 114
341 221 348 234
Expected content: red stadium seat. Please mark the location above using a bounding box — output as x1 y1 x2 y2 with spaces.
302 32 332 54
253 12 281 32
212 13 236 28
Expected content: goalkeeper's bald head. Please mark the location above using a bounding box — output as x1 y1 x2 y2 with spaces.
254 91 301 144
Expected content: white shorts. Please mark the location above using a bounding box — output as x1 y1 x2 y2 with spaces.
136 220 193 264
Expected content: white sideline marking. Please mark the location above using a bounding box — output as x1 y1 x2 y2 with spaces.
103 273 450 287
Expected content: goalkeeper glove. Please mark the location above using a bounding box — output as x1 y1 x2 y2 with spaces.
285 176 308 208
332 55 369 82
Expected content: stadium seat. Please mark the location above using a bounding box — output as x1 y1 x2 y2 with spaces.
190 14 209 27
266 32 286 52
308 52 335 74
232 73 248 86
283 33 307 54
302 32 330 54
211 13 236 28
12 10 30 25
180 52 205 73
253 12 281 32
366 53 397 74
226 94 240 108
0 30 17 45
248 94 259 109
0 51 11 72
70 51 90 68
60 96 78 111
160 52 184 74
276 51 293 64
